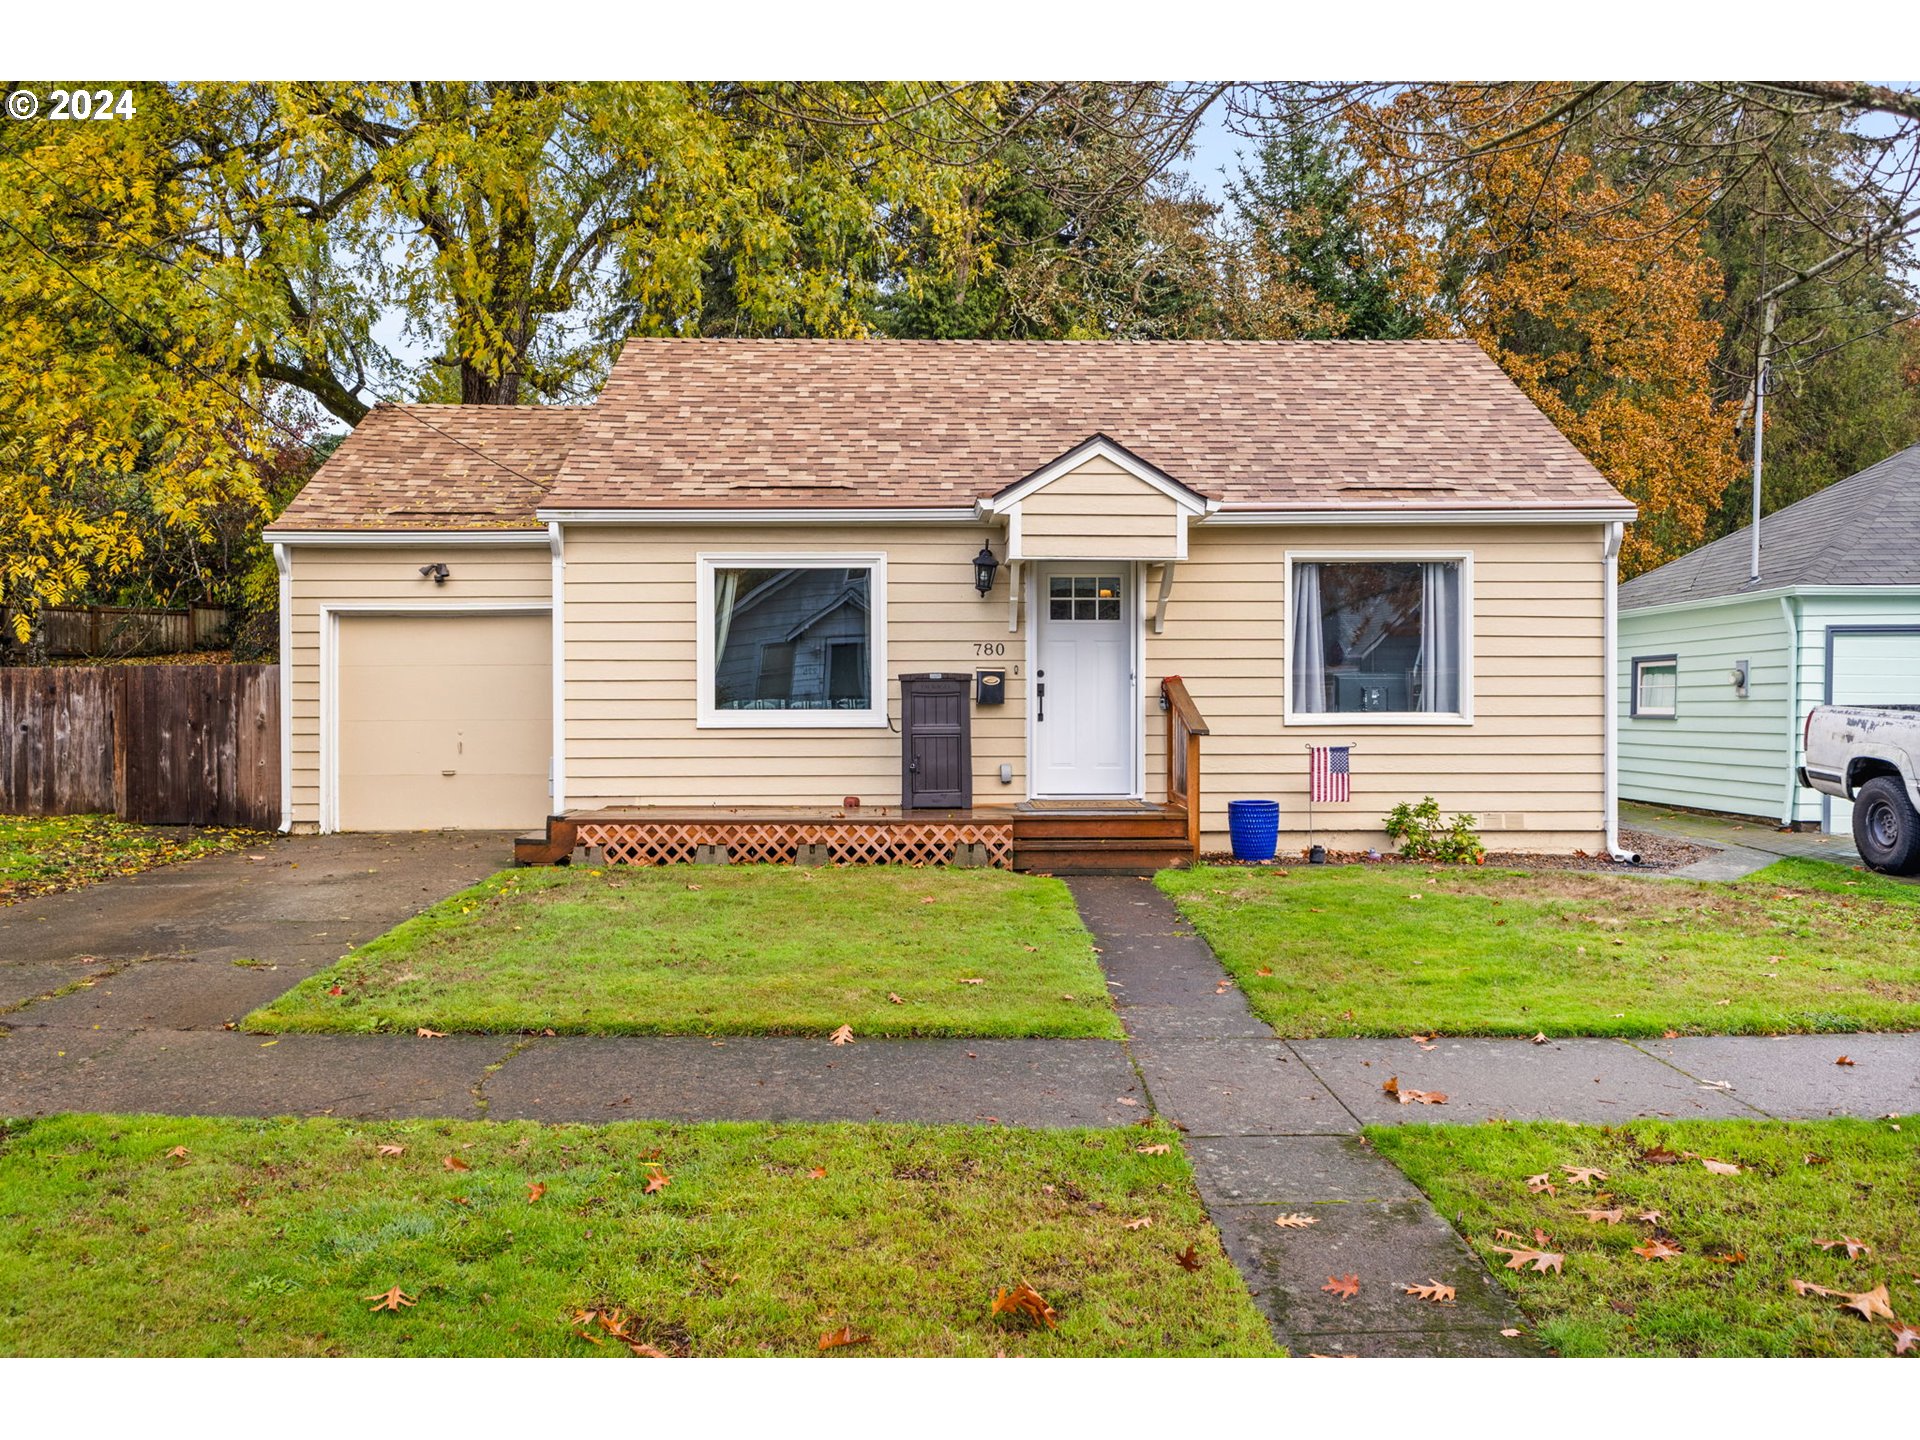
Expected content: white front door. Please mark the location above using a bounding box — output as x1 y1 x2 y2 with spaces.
1032 564 1136 796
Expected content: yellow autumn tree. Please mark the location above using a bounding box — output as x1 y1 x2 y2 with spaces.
1351 87 1743 574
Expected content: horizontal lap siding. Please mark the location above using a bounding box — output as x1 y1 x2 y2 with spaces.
563 525 1027 808
1616 598 1790 822
562 521 1609 853
1016 456 1183 560
284 544 552 828
1149 524 1609 850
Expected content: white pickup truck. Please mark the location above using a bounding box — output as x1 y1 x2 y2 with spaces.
1799 704 1920 874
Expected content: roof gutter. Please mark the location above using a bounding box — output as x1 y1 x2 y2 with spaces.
262 529 549 546
1603 521 1640 864
1206 505 1637 526
535 508 980 526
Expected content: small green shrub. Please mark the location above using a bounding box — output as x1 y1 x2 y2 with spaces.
1382 796 1486 864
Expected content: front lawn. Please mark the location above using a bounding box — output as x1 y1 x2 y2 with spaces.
249 865 1121 1039
1370 1116 1917 1357
1156 861 1920 1037
0 1113 1275 1357
0 813 258 906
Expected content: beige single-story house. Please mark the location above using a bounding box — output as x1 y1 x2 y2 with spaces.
263 339 1638 869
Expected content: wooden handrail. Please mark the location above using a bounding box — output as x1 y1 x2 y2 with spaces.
1161 676 1208 860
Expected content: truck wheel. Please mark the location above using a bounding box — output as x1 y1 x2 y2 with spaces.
1852 776 1920 875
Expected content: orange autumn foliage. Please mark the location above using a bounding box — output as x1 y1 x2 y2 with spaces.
1350 87 1743 576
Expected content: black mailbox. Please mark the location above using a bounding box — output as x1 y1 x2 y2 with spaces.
976 669 1006 705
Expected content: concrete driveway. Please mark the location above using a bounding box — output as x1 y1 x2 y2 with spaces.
0 831 517 1026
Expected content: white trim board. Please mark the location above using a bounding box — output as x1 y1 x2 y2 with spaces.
1282 548 1477 727
274 543 293 832
694 551 891 730
539 508 978 526
1210 507 1634 526
316 601 554 835
266 530 549 546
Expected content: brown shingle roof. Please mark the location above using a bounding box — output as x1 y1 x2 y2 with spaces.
548 338 1632 513
267 340 1635 531
267 403 585 532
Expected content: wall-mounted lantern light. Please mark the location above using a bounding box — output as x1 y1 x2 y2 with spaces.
419 563 450 585
972 544 999 596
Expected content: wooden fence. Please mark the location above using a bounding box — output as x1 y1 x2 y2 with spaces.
30 604 230 658
0 665 279 829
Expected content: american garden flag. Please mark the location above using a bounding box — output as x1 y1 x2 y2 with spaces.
1309 745 1352 804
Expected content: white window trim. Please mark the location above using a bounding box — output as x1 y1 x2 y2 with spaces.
1631 655 1679 719
696 551 890 729
1282 549 1475 727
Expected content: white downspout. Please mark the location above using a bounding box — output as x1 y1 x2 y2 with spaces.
1603 522 1640 863
274 542 293 833
548 520 566 817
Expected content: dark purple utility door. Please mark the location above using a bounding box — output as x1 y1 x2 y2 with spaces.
900 674 971 809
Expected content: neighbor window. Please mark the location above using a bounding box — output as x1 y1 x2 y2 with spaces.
1288 558 1467 720
1633 656 1678 718
700 557 886 726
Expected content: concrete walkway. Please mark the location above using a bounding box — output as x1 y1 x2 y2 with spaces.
1069 877 1533 1357
1621 799 1896 883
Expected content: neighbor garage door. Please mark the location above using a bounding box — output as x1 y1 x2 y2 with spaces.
335 612 551 830
1825 626 1920 835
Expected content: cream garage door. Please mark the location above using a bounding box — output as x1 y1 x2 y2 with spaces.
335 612 551 830
1825 626 1920 835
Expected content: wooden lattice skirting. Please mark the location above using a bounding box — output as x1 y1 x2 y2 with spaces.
574 819 1014 870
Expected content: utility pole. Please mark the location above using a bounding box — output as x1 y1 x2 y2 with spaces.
1749 293 1776 585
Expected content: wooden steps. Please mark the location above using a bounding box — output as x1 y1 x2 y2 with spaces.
1011 807 1193 875
513 815 579 866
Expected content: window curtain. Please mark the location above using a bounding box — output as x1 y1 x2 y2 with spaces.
712 570 740 671
1290 562 1327 713
1418 562 1461 712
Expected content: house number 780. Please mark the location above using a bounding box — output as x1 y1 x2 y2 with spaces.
973 642 1006 657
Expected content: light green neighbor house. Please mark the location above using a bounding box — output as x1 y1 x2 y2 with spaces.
1618 441 1920 835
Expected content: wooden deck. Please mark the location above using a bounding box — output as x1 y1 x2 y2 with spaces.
514 800 1194 874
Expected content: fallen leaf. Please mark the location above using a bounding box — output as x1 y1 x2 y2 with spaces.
363 1285 416 1312
1710 1251 1747 1265
1135 1144 1171 1156
1635 1210 1665 1225
829 1024 854 1046
1814 1237 1873 1259
1792 1278 1843 1298
327 985 343 996
376 1144 405 1157
1835 1055 1855 1066
1700 1158 1741 1176
643 1168 671 1195
1662 1029 1680 1040
1401 1088 1448 1105
887 993 904 1005
958 978 986 986
1892 1325 1919 1356
1123 1216 1153 1230
992 1282 1058 1330
1500 1328 1523 1338
1402 1280 1456 1303
1572 1207 1625 1225
1639 1145 1685 1165
443 1154 470 1171
1531 1032 1548 1045
1524 1173 1559 1197
164 1145 189 1161
1321 1274 1360 1299
1841 1285 1896 1323
1561 1165 1608 1188
1804 1153 1830 1166
1256 967 1274 977
1492 1246 1565 1275
415 1027 446 1038
1116 1096 1140 1107
818 1325 872 1351
526 1182 546 1203
1632 1239 1684 1261
628 1342 669 1358
1273 1213 1320 1229
807 1166 827 1180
